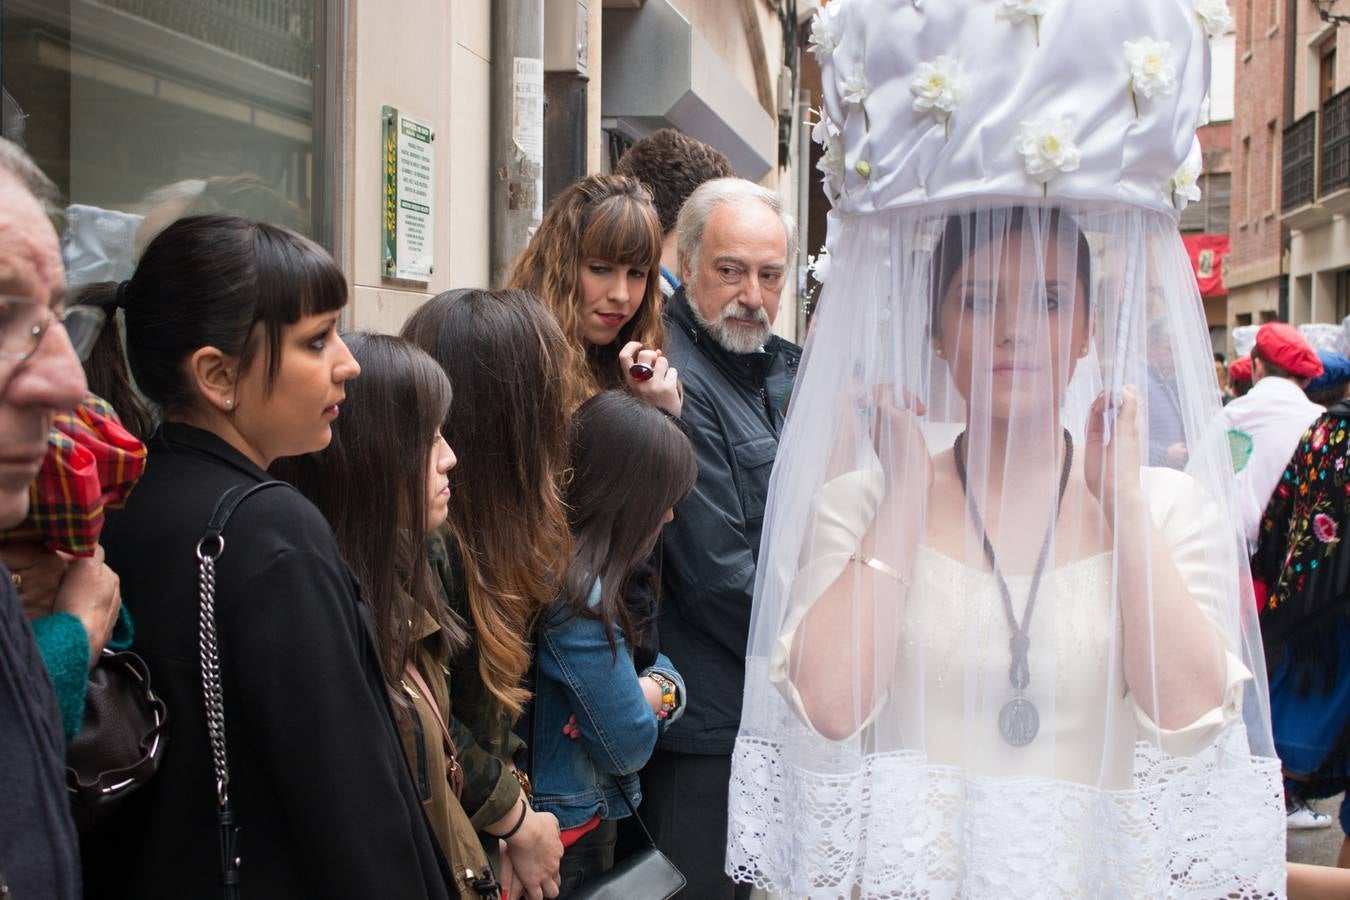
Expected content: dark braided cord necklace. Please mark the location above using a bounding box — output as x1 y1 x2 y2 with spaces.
952 429 1073 746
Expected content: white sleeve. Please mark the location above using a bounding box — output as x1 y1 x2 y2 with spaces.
1129 468 1252 756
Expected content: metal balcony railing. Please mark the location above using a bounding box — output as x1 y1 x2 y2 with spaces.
1283 111 1318 211
1322 86 1350 195
90 0 313 80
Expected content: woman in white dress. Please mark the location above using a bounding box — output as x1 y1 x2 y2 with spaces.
728 2 1285 897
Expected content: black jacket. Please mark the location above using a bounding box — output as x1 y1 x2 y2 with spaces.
0 564 80 900
86 423 454 899
657 289 801 755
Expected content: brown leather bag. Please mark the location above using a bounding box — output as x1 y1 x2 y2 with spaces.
404 662 464 799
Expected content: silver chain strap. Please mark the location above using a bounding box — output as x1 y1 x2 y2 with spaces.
195 534 229 806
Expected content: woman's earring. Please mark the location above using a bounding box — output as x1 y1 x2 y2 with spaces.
224 398 233 409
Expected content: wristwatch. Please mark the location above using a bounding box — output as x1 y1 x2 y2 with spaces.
510 766 533 799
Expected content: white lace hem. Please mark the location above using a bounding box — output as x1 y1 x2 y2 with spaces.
727 734 1286 899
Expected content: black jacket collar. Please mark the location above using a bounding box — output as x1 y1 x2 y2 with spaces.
153 421 272 484
666 287 779 382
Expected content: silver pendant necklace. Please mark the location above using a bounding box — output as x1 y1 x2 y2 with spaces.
953 430 1073 747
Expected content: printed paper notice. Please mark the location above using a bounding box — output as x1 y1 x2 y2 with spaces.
513 57 544 164
513 57 544 220
394 113 434 282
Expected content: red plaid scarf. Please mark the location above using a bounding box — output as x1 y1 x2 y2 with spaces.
0 393 147 556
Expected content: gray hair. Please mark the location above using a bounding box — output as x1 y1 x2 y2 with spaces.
140 179 206 210
676 177 797 283
0 137 59 215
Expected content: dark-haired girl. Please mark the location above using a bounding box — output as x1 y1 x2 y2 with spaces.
525 391 693 894
277 333 498 899
81 215 457 899
402 288 568 899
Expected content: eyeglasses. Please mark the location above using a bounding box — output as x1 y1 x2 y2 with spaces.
0 295 106 362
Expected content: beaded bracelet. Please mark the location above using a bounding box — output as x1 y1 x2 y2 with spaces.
646 672 678 719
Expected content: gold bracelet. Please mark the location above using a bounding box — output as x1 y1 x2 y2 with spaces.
850 553 909 586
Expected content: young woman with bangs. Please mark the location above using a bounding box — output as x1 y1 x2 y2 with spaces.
80 216 458 899
508 174 681 417
402 289 569 900
276 333 499 899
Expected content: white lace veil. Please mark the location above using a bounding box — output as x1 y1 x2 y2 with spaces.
728 3 1284 898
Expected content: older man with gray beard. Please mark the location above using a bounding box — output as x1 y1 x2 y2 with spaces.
641 177 801 899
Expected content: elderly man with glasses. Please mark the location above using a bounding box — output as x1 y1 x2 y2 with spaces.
0 138 120 900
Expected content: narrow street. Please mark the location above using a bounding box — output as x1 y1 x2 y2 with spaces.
1288 796 1346 866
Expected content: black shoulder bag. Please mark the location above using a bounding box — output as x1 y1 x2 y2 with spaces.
526 636 685 900
194 481 295 900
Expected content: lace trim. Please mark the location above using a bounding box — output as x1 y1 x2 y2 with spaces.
727 734 1285 899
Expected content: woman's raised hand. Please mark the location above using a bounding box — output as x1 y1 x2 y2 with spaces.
871 385 933 506
1085 384 1145 517
620 341 681 417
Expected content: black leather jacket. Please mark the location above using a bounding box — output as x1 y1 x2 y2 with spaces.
657 289 801 755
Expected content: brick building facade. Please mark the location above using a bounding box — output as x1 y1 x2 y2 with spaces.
1227 0 1288 349
1280 0 1350 332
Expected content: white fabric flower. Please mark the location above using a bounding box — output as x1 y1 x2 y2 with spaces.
807 9 838 63
817 134 846 183
1171 159 1203 210
910 56 971 119
1015 115 1081 184
808 248 833 284
1124 38 1177 101
811 109 838 147
842 69 869 107
1193 0 1234 39
998 0 1053 25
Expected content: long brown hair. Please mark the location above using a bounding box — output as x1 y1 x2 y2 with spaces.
508 174 664 414
560 391 696 654
273 332 464 684
401 289 571 718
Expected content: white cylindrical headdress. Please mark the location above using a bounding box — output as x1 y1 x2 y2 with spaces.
730 1 1283 896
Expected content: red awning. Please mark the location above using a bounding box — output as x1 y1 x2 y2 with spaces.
1181 233 1228 298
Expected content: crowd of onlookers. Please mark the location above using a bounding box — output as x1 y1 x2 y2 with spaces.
1213 321 1350 875
0 126 797 899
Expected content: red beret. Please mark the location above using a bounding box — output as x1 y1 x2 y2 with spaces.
1255 322 1324 379
1228 356 1252 384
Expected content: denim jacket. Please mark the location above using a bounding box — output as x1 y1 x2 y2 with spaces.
522 582 686 828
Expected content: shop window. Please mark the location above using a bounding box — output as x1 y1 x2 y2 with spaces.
1 0 328 285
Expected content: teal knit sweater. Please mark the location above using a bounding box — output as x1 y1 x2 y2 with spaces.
32 606 134 741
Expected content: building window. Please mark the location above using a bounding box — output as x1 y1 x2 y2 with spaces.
1267 120 1278 212
1179 173 1232 233
1 0 327 285
1241 135 1252 221
1322 42 1338 107
1337 269 1350 323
